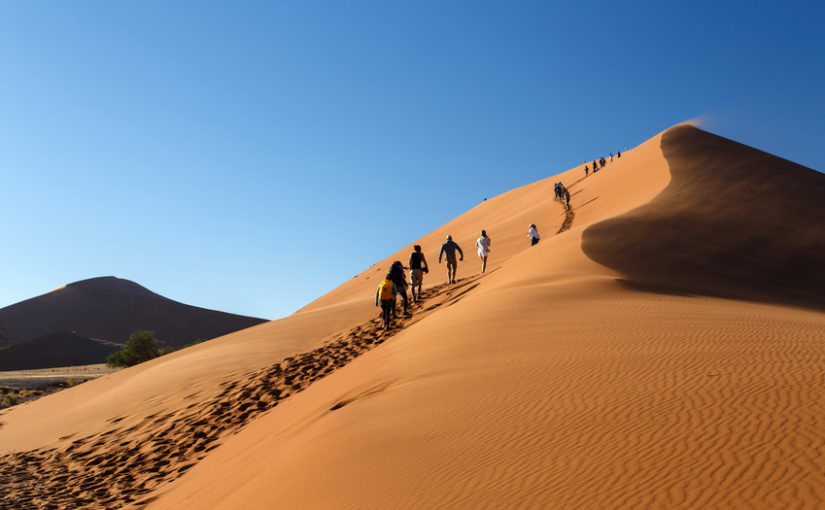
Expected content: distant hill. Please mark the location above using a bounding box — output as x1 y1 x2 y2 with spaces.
0 277 268 370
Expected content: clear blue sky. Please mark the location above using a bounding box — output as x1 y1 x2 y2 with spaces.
1 1 823 319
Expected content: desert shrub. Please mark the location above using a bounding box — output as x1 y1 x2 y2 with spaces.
2 393 20 407
159 346 175 355
106 330 161 368
105 350 127 367
181 337 206 349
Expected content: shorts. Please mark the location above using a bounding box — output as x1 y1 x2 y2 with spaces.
530 237 540 246
446 256 457 270
478 249 489 258
380 299 394 311
410 268 424 286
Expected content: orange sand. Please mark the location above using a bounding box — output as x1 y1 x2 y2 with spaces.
1 125 823 509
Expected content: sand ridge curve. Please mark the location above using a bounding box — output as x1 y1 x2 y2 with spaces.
582 125 825 310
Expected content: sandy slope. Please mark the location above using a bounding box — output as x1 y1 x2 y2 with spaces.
1 125 823 509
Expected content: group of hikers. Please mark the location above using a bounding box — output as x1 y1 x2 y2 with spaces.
583 150 621 177
374 147 630 330
375 225 542 330
554 182 571 210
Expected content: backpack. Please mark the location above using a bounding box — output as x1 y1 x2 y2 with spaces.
378 279 394 300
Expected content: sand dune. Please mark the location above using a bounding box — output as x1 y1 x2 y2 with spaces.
1 125 823 509
0 276 267 370
0 332 119 371
583 125 825 310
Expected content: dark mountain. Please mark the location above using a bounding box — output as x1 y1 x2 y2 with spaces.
0 277 268 370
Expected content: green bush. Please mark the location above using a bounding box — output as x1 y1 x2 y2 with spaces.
106 330 161 368
181 337 206 349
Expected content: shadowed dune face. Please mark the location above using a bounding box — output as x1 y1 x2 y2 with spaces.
582 125 825 310
0 332 119 371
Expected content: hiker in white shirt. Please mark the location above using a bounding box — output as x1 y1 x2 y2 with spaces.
527 224 540 246
475 230 491 273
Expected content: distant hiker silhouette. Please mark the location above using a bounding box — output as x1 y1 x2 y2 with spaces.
475 230 491 273
554 182 570 209
439 235 464 284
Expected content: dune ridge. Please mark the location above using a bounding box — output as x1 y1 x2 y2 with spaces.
2 125 824 509
583 125 825 310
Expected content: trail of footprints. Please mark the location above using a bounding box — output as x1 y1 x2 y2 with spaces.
556 206 575 234
0 281 476 509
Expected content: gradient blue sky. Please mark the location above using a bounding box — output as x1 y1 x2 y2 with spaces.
1 1 823 319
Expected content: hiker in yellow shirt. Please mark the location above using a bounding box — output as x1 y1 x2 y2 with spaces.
375 273 395 331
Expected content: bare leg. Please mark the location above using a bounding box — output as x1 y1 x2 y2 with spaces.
480 255 487 273
382 304 391 330
400 287 409 314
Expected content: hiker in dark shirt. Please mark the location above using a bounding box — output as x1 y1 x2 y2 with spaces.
438 235 464 284
408 245 429 303
388 261 409 317
584 164 589 177
592 160 598 173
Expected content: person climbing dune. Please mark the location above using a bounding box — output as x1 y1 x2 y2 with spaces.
475 230 491 273
439 235 464 284
388 261 409 318
408 245 429 303
527 224 540 246
375 273 395 331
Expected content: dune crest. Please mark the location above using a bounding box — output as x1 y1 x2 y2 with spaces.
583 125 825 310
